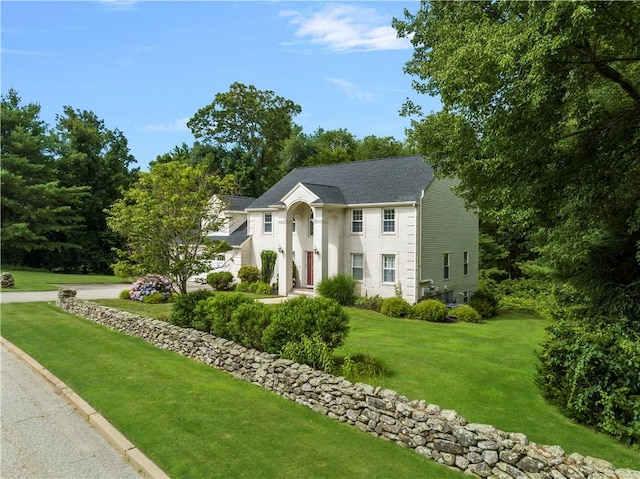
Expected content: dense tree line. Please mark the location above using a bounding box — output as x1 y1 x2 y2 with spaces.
2 84 412 272
1 89 138 273
395 0 639 445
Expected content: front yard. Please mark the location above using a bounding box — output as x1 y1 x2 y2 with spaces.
2 298 638 475
91 298 640 469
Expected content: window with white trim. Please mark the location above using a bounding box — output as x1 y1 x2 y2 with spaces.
351 253 364 281
352 209 363 233
309 212 314 236
382 254 396 283
263 213 272 233
463 251 469 276
444 252 450 280
462 291 469 303
383 208 395 233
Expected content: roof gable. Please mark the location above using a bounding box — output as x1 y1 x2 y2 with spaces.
248 156 434 209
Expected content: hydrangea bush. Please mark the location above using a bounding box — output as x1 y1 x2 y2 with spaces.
129 274 174 302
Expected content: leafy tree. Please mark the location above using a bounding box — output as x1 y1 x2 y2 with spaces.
394 0 640 442
106 162 236 293
1 89 87 266
51 107 137 273
394 1 640 302
188 82 302 195
354 135 410 161
304 128 357 165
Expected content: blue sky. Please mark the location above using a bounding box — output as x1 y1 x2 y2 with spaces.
2 1 440 170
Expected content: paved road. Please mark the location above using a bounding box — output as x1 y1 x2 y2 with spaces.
0 345 142 479
0 284 180 478
0 284 129 303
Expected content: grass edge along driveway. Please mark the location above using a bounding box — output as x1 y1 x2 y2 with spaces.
0 302 466 479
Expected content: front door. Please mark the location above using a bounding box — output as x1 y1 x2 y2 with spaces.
306 251 314 287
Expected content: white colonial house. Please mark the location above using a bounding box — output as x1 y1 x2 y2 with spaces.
207 156 478 304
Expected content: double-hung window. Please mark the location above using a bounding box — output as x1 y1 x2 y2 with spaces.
463 251 469 276
351 253 364 281
383 208 395 233
264 213 272 233
382 254 396 283
352 209 363 233
444 252 450 280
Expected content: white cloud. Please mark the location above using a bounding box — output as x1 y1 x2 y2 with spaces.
325 77 374 102
281 4 411 53
142 117 190 132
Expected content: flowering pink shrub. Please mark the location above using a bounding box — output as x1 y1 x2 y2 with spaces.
129 274 174 302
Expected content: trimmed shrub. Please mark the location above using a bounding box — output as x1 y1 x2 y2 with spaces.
142 293 164 304
452 304 482 323
317 274 356 305
380 297 411 318
194 293 255 337
262 296 349 354
169 289 215 328
238 265 260 284
206 271 234 291
129 274 174 302
119 289 131 300
411 299 448 322
230 302 272 350
469 288 498 318
281 335 336 373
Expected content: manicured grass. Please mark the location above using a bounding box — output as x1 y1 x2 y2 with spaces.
0 302 465 479
0 269 126 291
88 299 640 468
335 308 640 469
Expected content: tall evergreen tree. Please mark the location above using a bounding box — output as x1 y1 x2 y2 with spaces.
1 89 87 266
52 107 138 273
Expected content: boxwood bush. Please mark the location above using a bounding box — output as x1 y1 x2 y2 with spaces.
194 293 255 337
206 271 234 291
169 289 215 328
411 299 448 322
262 296 349 354
452 304 482 323
230 302 272 350
238 265 260 284
380 297 411 318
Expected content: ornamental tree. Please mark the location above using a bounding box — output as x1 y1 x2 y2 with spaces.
106 161 236 294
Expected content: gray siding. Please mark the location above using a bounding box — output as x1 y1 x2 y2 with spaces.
419 177 478 302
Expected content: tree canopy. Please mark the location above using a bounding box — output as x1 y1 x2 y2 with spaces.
1 89 88 265
394 0 640 444
188 82 302 194
395 0 640 306
106 162 236 293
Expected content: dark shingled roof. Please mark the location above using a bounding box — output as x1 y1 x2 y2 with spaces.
208 221 249 247
248 156 434 209
224 196 257 211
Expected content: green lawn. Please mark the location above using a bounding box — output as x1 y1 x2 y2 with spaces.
87 300 640 469
0 302 465 479
0 269 126 291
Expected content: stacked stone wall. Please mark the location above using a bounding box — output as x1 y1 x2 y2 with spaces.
56 291 639 479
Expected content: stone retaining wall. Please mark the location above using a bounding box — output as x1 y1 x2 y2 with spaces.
57 290 639 479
